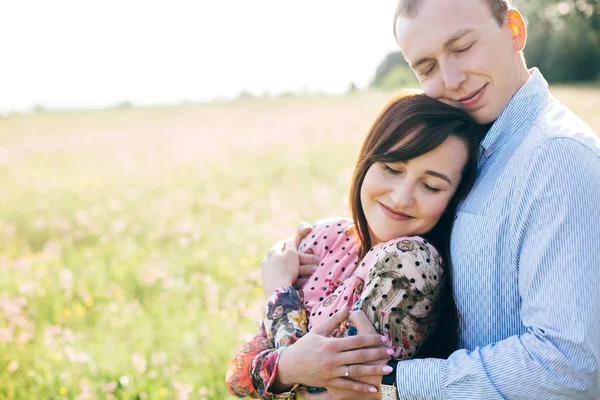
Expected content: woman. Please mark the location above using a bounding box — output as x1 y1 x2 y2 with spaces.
226 92 486 399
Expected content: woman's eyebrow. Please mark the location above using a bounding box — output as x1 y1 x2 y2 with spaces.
425 170 452 185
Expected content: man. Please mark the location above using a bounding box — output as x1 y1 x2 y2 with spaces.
276 0 600 399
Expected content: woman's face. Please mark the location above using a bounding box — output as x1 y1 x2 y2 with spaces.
360 135 468 245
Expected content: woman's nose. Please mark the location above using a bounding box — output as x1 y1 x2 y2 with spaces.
390 183 414 207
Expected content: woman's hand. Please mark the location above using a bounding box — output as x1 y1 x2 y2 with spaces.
295 311 387 400
273 306 394 394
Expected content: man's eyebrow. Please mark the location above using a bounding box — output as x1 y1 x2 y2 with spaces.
425 170 452 185
442 28 474 50
409 28 475 69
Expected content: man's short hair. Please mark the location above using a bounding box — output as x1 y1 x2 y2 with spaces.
395 0 510 26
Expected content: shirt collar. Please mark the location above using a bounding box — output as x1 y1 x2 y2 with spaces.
481 68 550 156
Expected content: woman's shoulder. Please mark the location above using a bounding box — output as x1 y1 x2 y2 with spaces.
364 236 444 275
298 217 356 255
374 236 441 260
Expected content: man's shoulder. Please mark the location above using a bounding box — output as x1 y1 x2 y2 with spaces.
527 96 600 157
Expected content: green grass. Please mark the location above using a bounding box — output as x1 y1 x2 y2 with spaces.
0 88 598 399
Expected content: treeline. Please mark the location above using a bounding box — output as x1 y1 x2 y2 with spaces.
372 0 600 89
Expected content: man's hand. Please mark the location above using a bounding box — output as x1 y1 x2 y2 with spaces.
293 221 319 289
273 306 394 394
261 238 302 295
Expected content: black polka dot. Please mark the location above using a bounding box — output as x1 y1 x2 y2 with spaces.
318 311 322 315
421 274 426 279
391 307 398 312
334 309 338 313
397 264 403 268
323 236 327 239
325 246 329 250
395 318 401 323
314 277 319 281
342 268 345 272
346 238 350 241
402 294 408 299
312 312 315 316
335 260 339 263
394 337 399 343
342 247 345 250
415 261 420 266
343 296 348 300
426 258 430 263
382 294 388 298
392 279 397 285
385 258 390 262
314 242 318 245
311 234 315 238
319 297 323 301
410 278 415 283
362 262 366 266
385 323 390 329
338 223 341 226
329 313 333 317
434 275 438 280
311 287 315 290
329 250 333 254
409 335 414 340
425 306 430 310
371 306 376 311
407 305 413 310
326 225 329 228
328 272 332 275
415 289 422 295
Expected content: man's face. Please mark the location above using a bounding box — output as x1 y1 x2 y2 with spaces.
395 0 522 124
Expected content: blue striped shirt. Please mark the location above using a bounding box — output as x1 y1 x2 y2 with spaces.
395 69 600 399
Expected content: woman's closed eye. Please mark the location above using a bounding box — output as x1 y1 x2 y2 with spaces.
383 164 402 175
422 182 441 193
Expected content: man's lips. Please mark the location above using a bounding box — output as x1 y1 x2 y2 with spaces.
378 202 414 221
457 84 488 108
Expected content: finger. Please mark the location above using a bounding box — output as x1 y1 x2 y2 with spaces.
292 278 308 290
298 253 320 266
312 306 350 335
328 334 388 352
296 221 313 244
343 363 393 378
269 239 287 253
336 347 392 366
283 238 298 254
327 377 379 394
298 264 318 277
348 310 377 335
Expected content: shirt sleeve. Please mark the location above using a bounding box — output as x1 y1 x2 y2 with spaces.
394 139 600 399
226 286 307 399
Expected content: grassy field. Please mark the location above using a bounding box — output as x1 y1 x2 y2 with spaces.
0 88 598 399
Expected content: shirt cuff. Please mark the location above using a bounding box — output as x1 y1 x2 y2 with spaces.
396 358 445 400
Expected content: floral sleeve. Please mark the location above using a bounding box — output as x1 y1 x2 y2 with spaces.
226 286 307 399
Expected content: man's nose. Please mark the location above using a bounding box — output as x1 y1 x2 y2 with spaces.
440 59 467 92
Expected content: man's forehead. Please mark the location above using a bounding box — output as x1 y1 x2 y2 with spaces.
394 0 487 57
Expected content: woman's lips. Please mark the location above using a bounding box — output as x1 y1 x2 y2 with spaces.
378 202 414 221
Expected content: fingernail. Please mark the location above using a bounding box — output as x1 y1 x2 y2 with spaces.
380 336 388 342
383 366 393 373
386 348 395 355
369 387 378 393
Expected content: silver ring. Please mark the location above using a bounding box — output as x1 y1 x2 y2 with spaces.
344 365 350 377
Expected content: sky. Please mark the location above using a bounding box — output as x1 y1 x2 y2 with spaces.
0 1 401 113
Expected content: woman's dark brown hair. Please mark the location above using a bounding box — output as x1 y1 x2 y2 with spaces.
349 90 487 358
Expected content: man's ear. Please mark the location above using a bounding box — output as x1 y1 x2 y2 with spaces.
507 8 527 52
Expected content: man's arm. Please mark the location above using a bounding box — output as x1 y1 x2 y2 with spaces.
393 139 600 399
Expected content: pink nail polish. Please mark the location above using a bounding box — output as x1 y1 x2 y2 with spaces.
386 348 394 355
380 335 387 342
383 366 393 373
369 387 378 393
